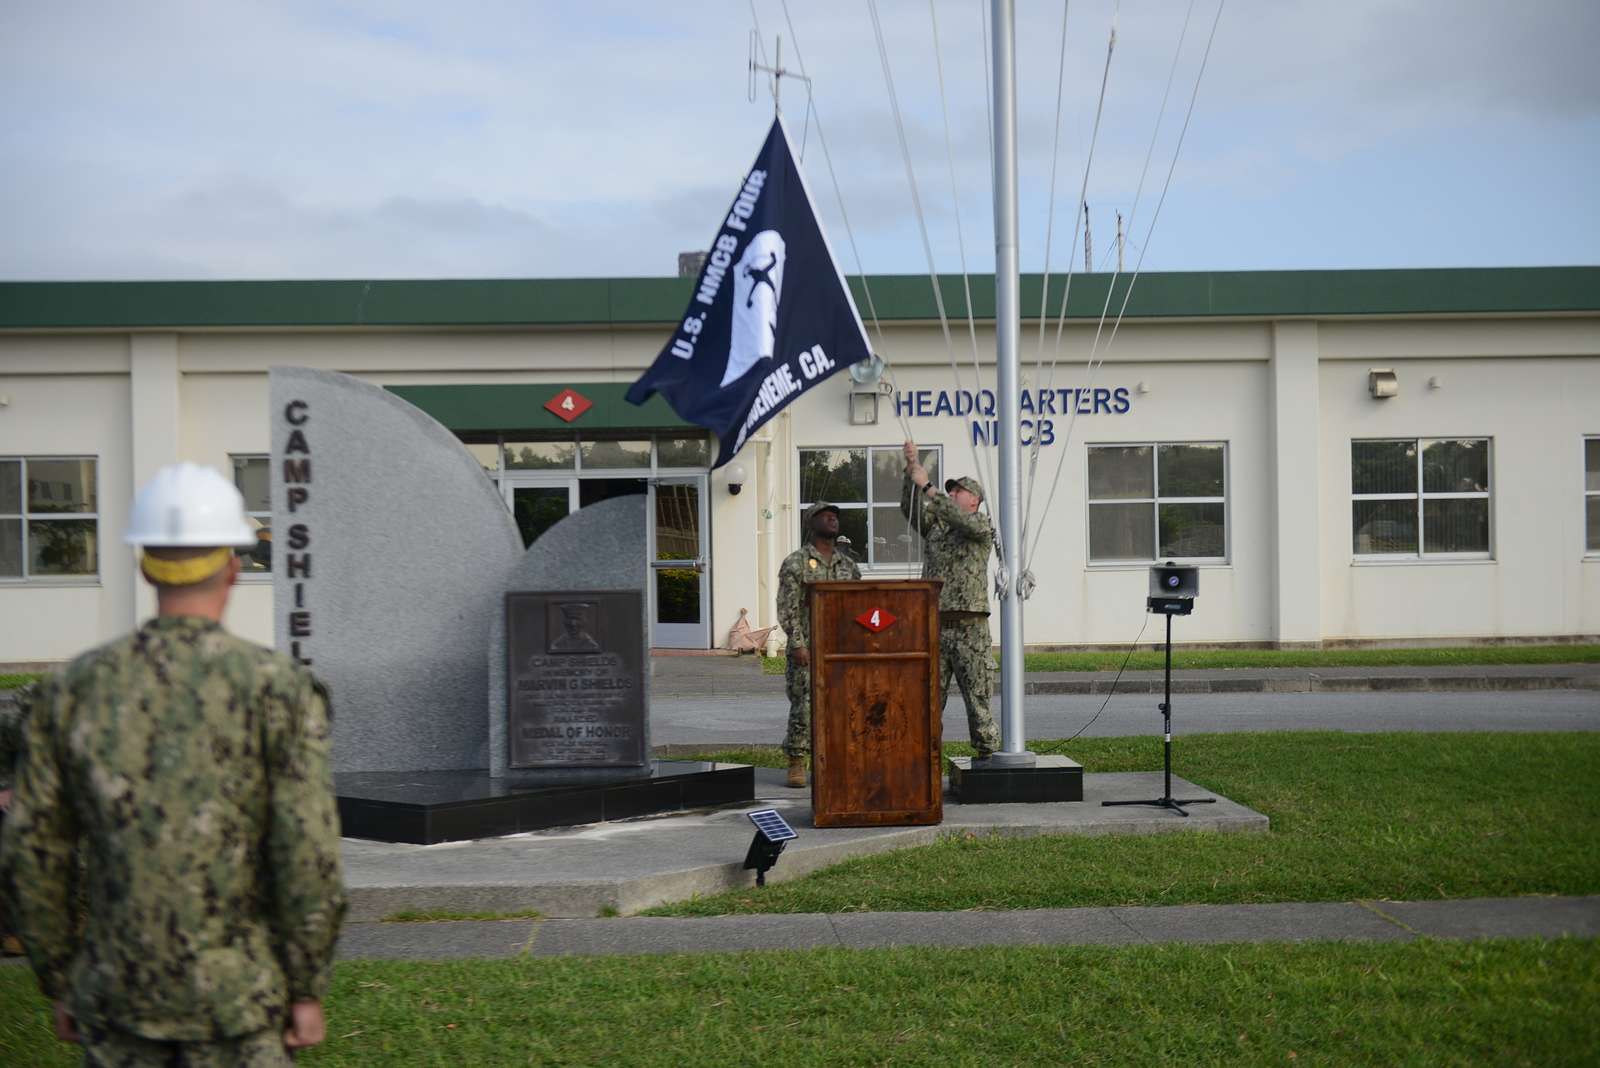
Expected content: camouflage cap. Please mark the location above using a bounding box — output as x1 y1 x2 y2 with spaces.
803 501 842 527
944 476 985 501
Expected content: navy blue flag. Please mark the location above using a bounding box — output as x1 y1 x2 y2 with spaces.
626 116 871 467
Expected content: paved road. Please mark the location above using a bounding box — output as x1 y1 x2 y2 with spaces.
652 690 1600 748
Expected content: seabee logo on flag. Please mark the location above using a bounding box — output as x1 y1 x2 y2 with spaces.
725 230 785 387
626 116 870 468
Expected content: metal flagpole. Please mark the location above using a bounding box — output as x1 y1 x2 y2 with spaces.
989 0 1033 767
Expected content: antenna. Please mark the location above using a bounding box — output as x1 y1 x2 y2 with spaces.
1083 202 1093 272
748 34 811 116
1116 210 1125 272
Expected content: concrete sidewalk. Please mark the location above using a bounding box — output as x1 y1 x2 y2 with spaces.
335 894 1600 960
646 655 1600 697
1023 662 1600 695
341 768 1268 921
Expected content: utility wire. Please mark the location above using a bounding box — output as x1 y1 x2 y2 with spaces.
1034 612 1151 754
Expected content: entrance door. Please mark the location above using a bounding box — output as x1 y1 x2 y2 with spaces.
504 477 576 548
650 477 709 648
503 472 709 649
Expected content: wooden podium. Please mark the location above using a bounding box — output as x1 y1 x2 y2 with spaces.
809 580 943 827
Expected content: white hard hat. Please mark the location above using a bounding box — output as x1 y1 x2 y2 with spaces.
124 463 258 548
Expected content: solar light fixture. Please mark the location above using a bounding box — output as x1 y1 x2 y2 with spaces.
742 808 797 887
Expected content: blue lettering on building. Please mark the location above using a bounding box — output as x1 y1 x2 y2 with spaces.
896 385 1131 447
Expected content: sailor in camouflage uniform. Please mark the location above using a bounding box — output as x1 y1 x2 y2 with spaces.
775 501 862 786
900 441 1001 759
0 464 346 1067
0 678 37 956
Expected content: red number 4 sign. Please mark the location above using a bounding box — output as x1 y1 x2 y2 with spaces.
855 607 897 633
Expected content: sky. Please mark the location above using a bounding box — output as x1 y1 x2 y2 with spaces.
2 0 1596 282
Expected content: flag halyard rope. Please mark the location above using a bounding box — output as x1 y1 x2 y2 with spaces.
929 0 1001 520
772 1 922 566
1024 0 1227 573
1020 10 1117 582
867 0 1002 568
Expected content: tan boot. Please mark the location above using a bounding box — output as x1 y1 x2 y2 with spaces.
785 756 807 788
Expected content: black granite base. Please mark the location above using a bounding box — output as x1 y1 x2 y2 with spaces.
336 760 755 844
947 755 1084 804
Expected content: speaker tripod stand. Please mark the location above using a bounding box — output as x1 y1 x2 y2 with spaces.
1102 606 1215 818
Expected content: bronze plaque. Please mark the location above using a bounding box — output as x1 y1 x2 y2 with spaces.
506 590 646 768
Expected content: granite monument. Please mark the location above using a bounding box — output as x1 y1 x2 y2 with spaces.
270 366 524 772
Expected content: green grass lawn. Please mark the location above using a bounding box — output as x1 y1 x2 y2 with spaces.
761 643 1600 674
0 673 41 691
3 939 1595 1066
652 732 1600 915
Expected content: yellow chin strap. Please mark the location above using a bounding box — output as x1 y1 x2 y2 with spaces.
140 547 234 586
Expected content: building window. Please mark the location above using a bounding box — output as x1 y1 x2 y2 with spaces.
1087 442 1227 563
230 455 273 573
466 434 712 486
798 445 942 567
0 457 99 580
1586 436 1600 555
1351 438 1491 558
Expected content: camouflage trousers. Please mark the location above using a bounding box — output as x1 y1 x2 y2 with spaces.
940 616 999 757
782 650 812 758
80 1023 294 1066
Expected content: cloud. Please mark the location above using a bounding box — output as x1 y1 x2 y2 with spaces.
0 0 1594 280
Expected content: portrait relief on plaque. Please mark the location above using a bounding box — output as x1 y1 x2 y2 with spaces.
548 601 603 654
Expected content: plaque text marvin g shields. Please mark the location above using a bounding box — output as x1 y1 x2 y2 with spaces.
505 590 646 768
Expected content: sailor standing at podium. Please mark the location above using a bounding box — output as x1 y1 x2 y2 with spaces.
901 440 1001 761
776 501 862 787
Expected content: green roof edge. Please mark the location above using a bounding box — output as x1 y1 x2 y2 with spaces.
0 267 1595 330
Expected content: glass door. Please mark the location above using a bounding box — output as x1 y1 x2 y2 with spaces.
650 477 709 648
504 476 577 548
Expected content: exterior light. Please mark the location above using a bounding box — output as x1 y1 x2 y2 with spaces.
848 391 879 425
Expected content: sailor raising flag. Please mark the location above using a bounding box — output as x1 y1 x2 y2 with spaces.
626 116 871 468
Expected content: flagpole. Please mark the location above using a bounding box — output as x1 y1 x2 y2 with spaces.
990 0 1033 767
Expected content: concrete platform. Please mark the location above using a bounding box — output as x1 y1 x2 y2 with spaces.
340 767 1268 920
948 754 1083 803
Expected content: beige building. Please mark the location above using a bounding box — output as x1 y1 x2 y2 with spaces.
2 267 1598 663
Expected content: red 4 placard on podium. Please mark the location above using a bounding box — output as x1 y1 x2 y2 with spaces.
809 580 943 827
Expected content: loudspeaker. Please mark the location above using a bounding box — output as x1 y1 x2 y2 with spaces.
1148 561 1199 600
